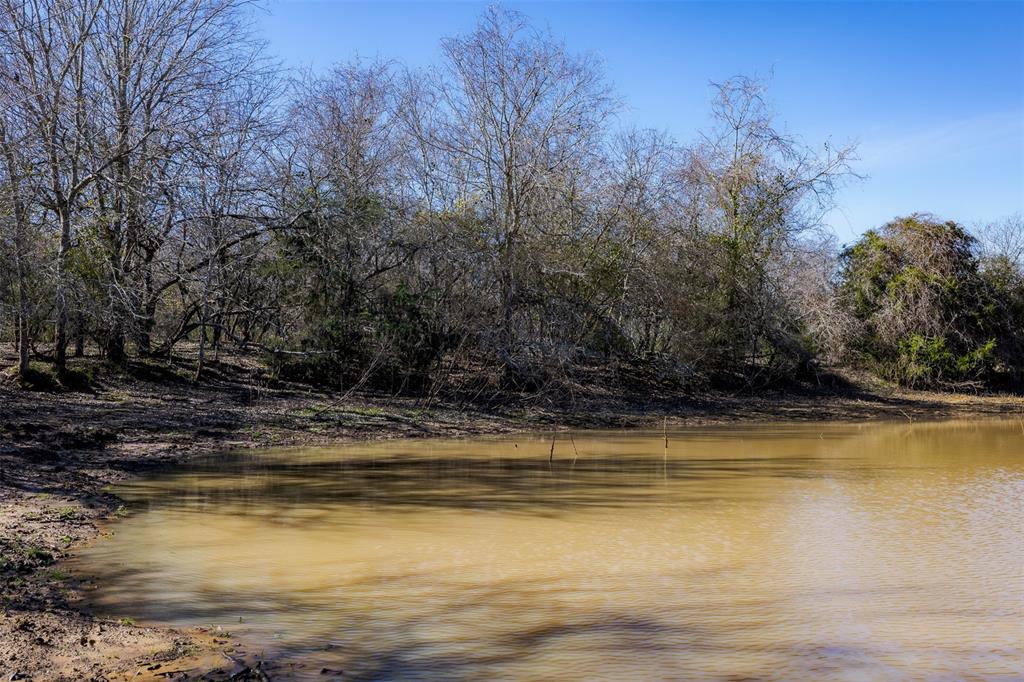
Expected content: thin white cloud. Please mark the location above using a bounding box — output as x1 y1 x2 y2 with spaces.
858 110 1024 170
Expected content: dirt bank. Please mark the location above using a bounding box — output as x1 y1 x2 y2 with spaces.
1 355 1021 680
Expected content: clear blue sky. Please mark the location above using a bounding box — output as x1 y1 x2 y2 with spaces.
252 1 1024 243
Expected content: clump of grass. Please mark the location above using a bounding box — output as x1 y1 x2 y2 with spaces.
119 617 136 626
58 366 94 392
8 363 61 391
5 361 94 392
54 506 78 520
343 405 386 417
290 403 328 418
23 547 54 565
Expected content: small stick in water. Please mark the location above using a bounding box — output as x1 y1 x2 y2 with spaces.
549 434 556 462
569 434 580 465
663 415 669 480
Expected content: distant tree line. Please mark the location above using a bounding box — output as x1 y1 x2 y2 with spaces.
1 3 1021 394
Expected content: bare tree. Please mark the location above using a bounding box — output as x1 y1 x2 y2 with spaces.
977 213 1024 271
79 0 268 360
416 7 618 380
176 77 281 379
681 76 858 380
0 94 36 376
0 0 105 373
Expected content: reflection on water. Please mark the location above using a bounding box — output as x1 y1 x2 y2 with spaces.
73 420 1024 680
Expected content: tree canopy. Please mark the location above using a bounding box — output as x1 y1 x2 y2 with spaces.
1 4 1020 395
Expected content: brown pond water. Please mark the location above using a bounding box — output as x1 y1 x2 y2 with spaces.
72 420 1024 680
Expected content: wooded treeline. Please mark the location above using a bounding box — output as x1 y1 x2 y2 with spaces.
1 2 1021 394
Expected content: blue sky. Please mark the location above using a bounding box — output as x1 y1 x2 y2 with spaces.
252 1 1024 244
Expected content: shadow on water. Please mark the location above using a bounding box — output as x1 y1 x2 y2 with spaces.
83 561 981 681
115 419 1024 516
121 454 892 517
74 421 1024 680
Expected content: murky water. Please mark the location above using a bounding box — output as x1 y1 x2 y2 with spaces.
73 420 1024 680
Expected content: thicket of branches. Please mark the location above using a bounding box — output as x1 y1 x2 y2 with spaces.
839 214 1024 389
1 3 1021 394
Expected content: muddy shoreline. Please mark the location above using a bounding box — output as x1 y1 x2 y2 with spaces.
2 359 1021 681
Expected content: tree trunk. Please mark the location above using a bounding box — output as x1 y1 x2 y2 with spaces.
15 226 30 377
137 252 157 355
17 281 29 376
13 198 30 378
74 321 85 357
54 206 72 374
3 138 32 378
194 312 207 382
212 315 222 362
105 328 126 363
